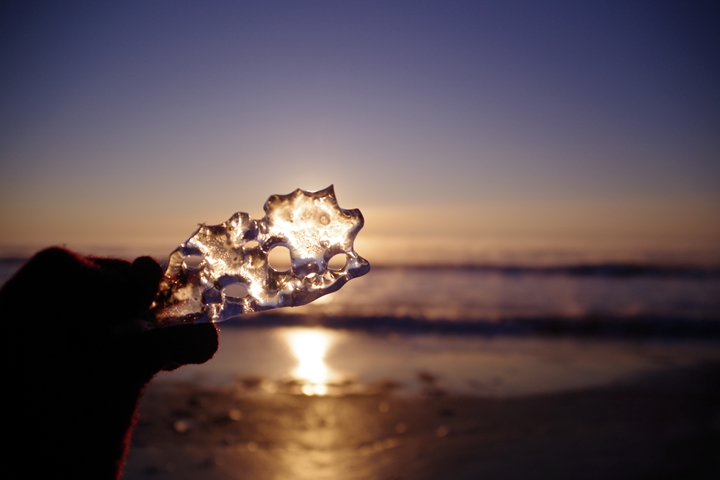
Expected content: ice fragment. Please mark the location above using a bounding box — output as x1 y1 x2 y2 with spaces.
150 186 370 326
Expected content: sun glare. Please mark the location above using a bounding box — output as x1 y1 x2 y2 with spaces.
283 329 335 395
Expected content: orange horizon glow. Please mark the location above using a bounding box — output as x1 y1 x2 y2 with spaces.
1 196 718 266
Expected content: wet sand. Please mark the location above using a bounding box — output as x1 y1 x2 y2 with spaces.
123 362 720 480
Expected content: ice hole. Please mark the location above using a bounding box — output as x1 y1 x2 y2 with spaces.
327 253 347 271
182 255 205 272
243 240 260 250
222 284 249 303
268 246 292 271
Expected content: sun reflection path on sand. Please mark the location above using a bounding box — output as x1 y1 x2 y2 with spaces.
283 329 337 396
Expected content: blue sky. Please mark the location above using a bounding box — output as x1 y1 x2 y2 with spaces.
1 1 718 261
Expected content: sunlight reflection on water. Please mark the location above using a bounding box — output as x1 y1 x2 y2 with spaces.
160 327 720 398
282 328 337 396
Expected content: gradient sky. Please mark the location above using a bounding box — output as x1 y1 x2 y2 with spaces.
1 1 718 263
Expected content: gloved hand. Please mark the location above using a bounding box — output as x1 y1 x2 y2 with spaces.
1 247 218 479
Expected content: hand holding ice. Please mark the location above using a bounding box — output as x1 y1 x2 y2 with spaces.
151 186 370 327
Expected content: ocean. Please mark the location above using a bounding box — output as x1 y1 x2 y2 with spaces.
4 258 719 335
258 264 720 336
5 256 718 397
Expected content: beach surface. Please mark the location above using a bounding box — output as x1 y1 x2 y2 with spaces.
122 328 720 480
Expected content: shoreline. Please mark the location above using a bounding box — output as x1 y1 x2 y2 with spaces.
155 327 720 398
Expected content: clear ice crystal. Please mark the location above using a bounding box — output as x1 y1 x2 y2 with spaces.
150 186 370 326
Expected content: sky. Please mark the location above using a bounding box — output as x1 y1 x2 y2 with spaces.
1 1 719 264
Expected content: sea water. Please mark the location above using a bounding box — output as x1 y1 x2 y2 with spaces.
3 259 718 330
3 258 719 396
169 264 720 396
237 265 720 336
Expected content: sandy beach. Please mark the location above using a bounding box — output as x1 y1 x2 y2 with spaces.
123 348 720 479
